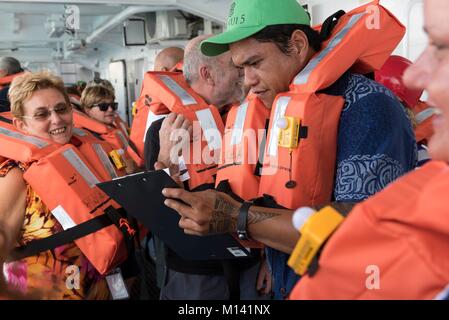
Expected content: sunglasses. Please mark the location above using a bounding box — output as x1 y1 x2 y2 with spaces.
92 102 118 111
22 103 72 121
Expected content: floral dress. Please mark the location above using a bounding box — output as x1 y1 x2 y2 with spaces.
1 160 109 299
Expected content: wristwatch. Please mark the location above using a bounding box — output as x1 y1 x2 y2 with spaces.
237 201 252 240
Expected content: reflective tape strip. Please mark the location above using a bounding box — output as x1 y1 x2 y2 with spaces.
195 108 222 151
144 111 168 142
116 130 129 148
267 96 291 157
92 143 118 179
52 205 77 230
0 127 49 148
72 127 87 137
158 75 197 106
62 148 100 188
415 107 436 124
230 101 249 146
294 13 365 85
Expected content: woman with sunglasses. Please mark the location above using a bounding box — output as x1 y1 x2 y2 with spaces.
77 85 137 174
0 72 116 299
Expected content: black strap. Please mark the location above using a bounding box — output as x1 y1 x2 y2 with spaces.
320 10 346 41
254 119 270 177
0 114 13 124
9 206 128 262
237 202 252 240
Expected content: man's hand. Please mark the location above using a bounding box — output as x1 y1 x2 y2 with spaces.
162 188 241 236
154 161 184 188
158 113 192 168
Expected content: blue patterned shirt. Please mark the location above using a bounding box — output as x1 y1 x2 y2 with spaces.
333 73 417 201
268 73 417 300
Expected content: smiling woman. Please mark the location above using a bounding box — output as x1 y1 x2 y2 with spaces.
11 77 74 145
0 72 111 299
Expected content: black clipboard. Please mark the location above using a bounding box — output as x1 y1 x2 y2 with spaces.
97 170 251 260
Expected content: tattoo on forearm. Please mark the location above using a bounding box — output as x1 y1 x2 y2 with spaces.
247 209 280 225
209 195 239 233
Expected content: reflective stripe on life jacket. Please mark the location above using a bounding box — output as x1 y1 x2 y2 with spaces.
23 144 127 275
0 111 60 162
413 100 435 143
141 71 225 190
216 95 270 201
258 1 406 209
290 160 449 299
72 127 126 180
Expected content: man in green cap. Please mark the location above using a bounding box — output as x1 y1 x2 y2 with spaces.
162 0 416 299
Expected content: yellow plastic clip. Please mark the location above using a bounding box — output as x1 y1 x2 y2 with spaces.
109 149 126 170
277 116 300 149
288 206 344 275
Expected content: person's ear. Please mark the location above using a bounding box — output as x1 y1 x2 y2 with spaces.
290 29 310 59
199 65 214 85
13 117 29 134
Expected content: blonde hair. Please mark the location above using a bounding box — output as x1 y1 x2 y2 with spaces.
9 71 70 118
85 79 115 94
80 85 115 112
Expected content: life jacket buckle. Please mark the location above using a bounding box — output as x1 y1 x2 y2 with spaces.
119 218 136 237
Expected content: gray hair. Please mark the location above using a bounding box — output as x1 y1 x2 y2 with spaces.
183 35 216 85
0 57 23 75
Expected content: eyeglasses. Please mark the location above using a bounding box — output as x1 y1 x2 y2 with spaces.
22 103 72 121
92 102 118 111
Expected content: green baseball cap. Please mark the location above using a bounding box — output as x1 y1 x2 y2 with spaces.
201 0 311 57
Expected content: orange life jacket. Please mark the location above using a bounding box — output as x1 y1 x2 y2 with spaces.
290 160 449 299
258 1 406 209
71 127 127 180
0 112 60 162
73 110 129 151
0 118 129 275
23 144 127 275
128 72 171 167
216 95 270 201
413 100 435 143
136 71 225 190
0 72 24 90
0 111 125 180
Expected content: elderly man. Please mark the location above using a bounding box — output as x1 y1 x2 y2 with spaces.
144 35 268 300
162 0 417 299
0 57 24 112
